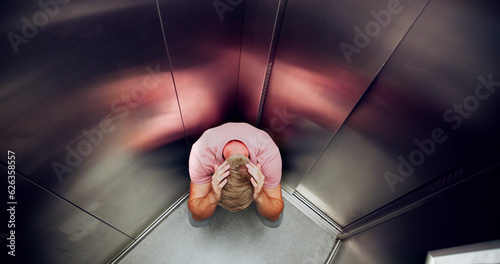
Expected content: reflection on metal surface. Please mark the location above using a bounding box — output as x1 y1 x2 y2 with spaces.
425 240 500 264
0 0 191 258
260 0 428 191
0 168 133 264
237 0 281 123
331 165 500 264
339 153 500 240
1 0 499 263
298 0 500 226
157 0 244 140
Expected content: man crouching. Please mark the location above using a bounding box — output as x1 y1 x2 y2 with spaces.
188 122 284 228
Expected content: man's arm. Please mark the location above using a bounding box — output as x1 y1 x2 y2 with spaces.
188 161 230 221
246 162 284 222
255 185 284 221
188 182 218 221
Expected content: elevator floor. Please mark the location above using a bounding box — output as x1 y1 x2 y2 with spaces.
118 193 337 264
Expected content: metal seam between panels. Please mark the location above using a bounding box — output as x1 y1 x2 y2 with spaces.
292 191 342 232
295 0 432 190
109 192 190 264
155 0 190 148
111 190 337 263
339 156 500 240
0 162 136 242
325 239 342 264
234 0 246 110
256 0 288 127
334 0 432 131
284 189 342 263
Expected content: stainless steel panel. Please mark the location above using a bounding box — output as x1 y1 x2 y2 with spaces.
0 168 133 264
298 0 500 226
331 164 500 264
0 0 190 239
157 0 244 139
260 0 429 190
237 0 280 123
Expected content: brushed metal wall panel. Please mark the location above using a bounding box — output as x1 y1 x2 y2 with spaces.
0 0 190 239
260 0 429 190
157 0 245 139
298 0 500 226
0 167 133 264
331 164 500 264
237 0 280 123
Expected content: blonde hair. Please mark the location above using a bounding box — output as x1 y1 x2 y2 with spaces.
219 155 254 212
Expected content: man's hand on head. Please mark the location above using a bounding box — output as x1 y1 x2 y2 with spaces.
210 161 230 204
246 162 266 202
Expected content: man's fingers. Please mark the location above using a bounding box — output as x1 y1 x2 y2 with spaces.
220 164 230 175
247 168 259 181
218 170 230 182
214 162 230 181
214 161 225 173
245 163 258 174
246 163 263 182
245 162 265 201
213 170 229 186
214 161 228 174
250 177 257 187
218 178 228 189
246 162 263 176
246 162 257 170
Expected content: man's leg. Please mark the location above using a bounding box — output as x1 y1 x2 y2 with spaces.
188 206 218 228
252 202 284 228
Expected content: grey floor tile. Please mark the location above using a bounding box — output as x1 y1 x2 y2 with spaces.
119 196 337 264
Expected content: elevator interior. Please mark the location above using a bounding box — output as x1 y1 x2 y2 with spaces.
1 0 500 263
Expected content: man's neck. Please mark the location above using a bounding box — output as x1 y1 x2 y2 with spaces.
223 141 249 159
